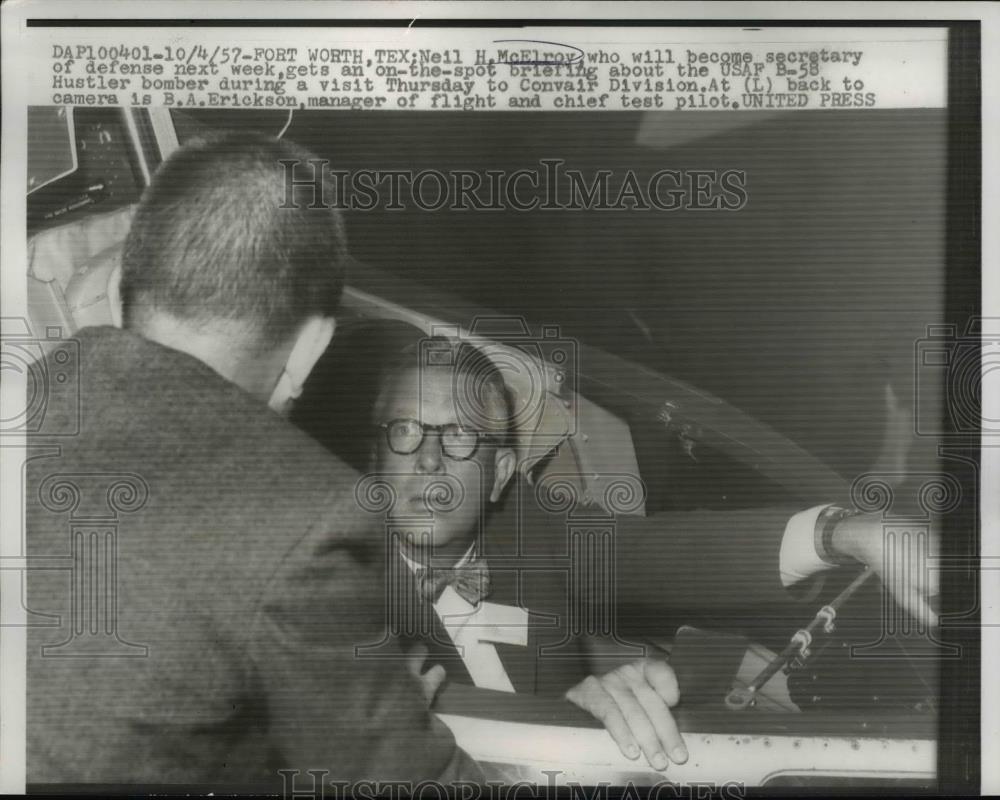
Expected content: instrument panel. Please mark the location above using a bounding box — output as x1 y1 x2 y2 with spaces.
28 107 145 235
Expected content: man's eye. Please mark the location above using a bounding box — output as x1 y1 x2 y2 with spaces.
389 420 421 439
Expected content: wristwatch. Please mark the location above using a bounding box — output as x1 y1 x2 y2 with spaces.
814 505 862 567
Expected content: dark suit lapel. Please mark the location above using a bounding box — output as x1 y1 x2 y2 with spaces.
390 549 473 683
404 546 535 694
492 554 592 698
394 543 570 696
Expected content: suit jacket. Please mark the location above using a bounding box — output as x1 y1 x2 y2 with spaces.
394 480 823 702
422 472 838 684
26 327 474 791
391 547 591 700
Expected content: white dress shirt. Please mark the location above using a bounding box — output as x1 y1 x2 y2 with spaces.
401 504 840 691
400 542 525 693
779 504 838 587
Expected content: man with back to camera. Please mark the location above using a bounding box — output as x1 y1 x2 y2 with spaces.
25 133 479 790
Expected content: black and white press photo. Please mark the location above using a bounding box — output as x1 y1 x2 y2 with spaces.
0 3 992 796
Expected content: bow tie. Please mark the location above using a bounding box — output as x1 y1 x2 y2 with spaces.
414 555 492 606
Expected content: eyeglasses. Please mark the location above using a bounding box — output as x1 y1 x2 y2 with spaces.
376 418 498 461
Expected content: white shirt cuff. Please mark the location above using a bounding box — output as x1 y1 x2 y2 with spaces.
779 504 837 587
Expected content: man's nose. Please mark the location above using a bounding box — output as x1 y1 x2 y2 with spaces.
414 432 445 474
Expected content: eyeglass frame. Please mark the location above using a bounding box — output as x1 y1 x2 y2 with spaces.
375 418 505 461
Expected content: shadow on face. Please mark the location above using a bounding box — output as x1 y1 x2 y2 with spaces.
373 366 516 557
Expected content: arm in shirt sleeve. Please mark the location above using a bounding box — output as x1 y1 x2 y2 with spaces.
609 504 838 617
779 503 839 586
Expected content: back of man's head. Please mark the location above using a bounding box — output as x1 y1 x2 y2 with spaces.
119 132 346 352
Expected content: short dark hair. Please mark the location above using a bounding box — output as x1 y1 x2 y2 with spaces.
120 131 347 348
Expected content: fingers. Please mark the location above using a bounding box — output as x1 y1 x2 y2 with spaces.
422 664 447 704
893 584 938 630
405 644 447 704
643 659 681 707
567 676 642 762
865 517 941 630
406 643 429 678
630 682 686 767
918 599 939 630
641 661 687 763
603 669 671 770
919 526 941 601
913 544 940 630
566 660 687 771
901 532 940 630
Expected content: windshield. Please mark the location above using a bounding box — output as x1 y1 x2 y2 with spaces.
171 108 946 481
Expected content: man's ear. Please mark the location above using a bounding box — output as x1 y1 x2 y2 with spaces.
268 315 336 413
489 446 517 503
107 263 123 328
285 315 336 392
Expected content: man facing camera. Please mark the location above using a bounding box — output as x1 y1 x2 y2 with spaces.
293 321 942 776
371 336 688 771
26 134 475 790
294 328 701 772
